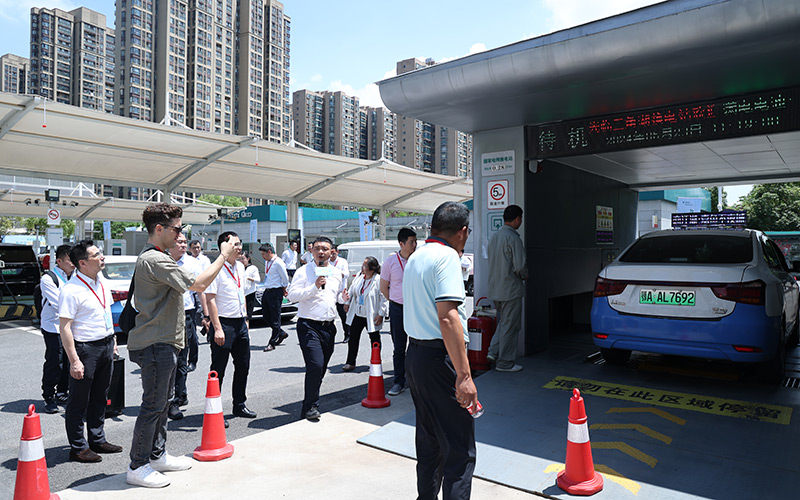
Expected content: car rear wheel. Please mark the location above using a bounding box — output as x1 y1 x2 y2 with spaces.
758 321 786 383
601 347 631 366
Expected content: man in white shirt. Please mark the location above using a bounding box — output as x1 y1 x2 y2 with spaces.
40 243 74 414
300 242 314 265
282 240 299 278
330 245 350 343
259 243 289 351
188 239 211 269
59 240 122 463
167 233 204 420
287 236 346 421
188 239 210 361
207 231 257 421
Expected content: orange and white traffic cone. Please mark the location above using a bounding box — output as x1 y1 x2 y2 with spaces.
193 371 234 462
557 388 603 496
14 404 59 500
361 342 390 408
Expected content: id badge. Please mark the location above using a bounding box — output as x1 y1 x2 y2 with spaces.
358 295 364 305
104 310 113 330
238 288 245 305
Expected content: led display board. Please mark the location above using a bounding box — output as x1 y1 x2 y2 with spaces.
526 88 799 160
671 211 747 228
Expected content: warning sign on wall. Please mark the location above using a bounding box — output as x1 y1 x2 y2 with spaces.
487 179 509 210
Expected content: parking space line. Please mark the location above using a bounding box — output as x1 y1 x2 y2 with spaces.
544 376 792 424
607 407 686 425
544 463 641 496
590 423 672 444
592 441 658 468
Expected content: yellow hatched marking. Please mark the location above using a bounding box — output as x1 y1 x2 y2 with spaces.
592 441 658 468
607 407 686 425
590 423 672 444
544 463 641 495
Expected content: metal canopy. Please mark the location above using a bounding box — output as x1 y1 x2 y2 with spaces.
0 188 220 224
0 93 472 214
376 0 800 190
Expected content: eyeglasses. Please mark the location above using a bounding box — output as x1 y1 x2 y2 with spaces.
88 250 103 259
159 223 185 234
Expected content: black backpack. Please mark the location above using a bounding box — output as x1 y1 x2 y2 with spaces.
33 270 59 319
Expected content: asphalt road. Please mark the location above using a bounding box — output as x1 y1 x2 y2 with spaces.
0 299 464 500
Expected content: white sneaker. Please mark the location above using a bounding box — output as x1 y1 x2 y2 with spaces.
150 453 193 472
496 363 523 373
126 464 170 488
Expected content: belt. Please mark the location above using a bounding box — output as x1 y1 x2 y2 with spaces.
409 338 445 349
75 334 115 346
389 300 403 307
300 317 335 327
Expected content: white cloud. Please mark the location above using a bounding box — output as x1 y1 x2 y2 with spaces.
541 0 661 33
329 79 385 108
0 0 78 23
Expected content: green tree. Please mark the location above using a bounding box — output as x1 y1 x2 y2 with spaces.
198 194 246 207
92 220 142 239
702 187 728 212
738 183 800 231
0 216 21 236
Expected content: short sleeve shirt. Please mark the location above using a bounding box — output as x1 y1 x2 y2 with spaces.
402 239 468 341
207 261 247 318
381 252 407 304
58 270 114 342
177 254 203 310
128 245 195 351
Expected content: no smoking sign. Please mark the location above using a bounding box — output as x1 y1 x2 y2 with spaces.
486 179 509 210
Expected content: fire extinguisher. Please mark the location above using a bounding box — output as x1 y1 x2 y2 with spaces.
467 297 496 371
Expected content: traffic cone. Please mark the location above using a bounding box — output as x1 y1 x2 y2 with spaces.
193 371 234 461
361 342 390 408
557 388 603 495
14 404 59 500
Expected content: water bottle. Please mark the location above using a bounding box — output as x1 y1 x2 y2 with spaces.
467 400 484 419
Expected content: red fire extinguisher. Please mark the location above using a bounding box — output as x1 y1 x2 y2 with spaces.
468 297 496 371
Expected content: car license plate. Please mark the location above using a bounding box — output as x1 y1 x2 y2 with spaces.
639 289 695 306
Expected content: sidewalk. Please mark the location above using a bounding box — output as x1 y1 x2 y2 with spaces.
56 393 539 499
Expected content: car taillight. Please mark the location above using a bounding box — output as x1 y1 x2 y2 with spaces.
111 290 129 302
710 280 765 305
593 277 627 297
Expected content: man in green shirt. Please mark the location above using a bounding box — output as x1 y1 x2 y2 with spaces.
126 203 235 489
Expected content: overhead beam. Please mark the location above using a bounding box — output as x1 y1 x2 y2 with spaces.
0 96 38 141
382 179 468 210
291 160 387 203
76 197 113 219
164 136 256 192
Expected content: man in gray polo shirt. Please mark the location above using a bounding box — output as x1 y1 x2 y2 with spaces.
126 203 235 489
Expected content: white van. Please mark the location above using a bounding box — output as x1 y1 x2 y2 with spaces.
337 240 403 286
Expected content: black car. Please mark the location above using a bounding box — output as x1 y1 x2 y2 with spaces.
0 244 41 317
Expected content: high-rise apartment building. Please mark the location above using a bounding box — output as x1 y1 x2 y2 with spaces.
395 57 472 178
366 106 397 162
0 54 30 94
115 0 290 141
29 7 115 113
292 89 361 158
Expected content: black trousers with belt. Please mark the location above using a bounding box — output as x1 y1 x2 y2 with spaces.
296 317 336 415
209 317 250 407
406 338 476 500
65 334 115 452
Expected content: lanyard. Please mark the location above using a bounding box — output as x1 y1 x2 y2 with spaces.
396 253 405 271
75 274 106 309
425 237 450 247
224 263 241 288
331 258 338 267
360 276 373 296
265 258 274 275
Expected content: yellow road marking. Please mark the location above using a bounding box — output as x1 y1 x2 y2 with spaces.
607 407 686 425
544 376 792 425
590 423 672 444
592 441 658 468
544 463 641 495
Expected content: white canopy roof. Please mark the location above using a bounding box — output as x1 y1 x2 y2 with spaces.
0 93 473 214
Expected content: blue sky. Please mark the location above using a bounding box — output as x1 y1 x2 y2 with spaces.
0 0 753 199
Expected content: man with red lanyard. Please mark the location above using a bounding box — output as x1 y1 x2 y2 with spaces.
207 231 257 423
380 227 417 396
330 244 350 343
59 240 122 463
259 242 289 351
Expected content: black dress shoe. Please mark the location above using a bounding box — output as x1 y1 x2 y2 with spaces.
224 419 230 429
274 331 289 345
168 404 184 420
263 344 275 352
70 448 102 463
304 407 320 421
233 405 257 418
176 396 189 407
43 399 59 414
90 442 123 454
187 363 197 372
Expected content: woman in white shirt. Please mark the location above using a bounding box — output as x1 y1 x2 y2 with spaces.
342 257 387 371
240 251 261 328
